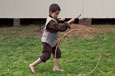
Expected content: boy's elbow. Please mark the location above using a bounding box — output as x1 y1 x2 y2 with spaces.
58 27 68 32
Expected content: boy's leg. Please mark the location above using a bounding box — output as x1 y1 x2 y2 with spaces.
52 47 64 72
29 42 52 73
29 58 42 73
53 58 64 72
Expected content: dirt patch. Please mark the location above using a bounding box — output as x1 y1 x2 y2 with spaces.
70 24 115 32
59 24 115 39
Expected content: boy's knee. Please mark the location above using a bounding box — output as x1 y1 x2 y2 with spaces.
40 54 51 62
53 50 61 58
45 55 51 60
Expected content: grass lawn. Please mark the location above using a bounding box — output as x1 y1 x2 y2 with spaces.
0 25 115 76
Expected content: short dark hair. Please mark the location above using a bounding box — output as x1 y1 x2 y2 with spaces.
49 4 61 12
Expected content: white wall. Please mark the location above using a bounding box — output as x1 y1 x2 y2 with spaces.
83 0 115 18
0 0 115 18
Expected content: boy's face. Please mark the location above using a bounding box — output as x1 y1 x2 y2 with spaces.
50 10 60 19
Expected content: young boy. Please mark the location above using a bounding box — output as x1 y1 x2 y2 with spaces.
29 3 75 73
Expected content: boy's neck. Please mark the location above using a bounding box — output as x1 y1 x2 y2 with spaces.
49 15 53 18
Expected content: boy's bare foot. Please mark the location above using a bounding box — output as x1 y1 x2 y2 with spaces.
29 64 36 74
53 67 64 72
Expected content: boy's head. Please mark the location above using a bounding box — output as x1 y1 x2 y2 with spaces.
49 4 61 19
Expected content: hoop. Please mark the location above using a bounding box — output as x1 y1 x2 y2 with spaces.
55 29 102 76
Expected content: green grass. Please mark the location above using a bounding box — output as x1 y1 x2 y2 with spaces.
0 25 115 76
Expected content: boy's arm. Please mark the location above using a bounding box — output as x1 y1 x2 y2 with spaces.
67 18 75 24
46 20 70 32
58 17 65 22
56 18 65 23
58 18 75 24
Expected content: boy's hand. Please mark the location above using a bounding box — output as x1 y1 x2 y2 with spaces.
59 17 65 21
67 18 75 24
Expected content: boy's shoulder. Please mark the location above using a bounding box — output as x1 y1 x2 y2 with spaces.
46 16 57 24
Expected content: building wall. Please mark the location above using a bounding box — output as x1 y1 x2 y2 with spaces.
83 0 115 18
0 0 115 18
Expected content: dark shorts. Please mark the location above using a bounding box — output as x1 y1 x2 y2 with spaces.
40 42 61 62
